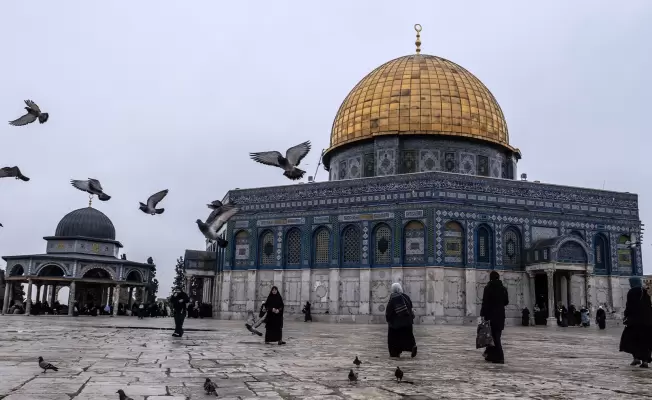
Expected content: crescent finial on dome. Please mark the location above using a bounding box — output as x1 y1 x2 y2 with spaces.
414 24 422 54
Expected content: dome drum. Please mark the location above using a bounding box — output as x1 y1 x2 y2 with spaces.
325 135 517 181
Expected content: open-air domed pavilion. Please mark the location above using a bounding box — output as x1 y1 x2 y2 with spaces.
2 206 155 316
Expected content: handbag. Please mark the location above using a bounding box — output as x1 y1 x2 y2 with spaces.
476 320 495 349
394 294 415 319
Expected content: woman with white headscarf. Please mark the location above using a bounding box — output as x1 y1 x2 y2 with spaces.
385 282 417 358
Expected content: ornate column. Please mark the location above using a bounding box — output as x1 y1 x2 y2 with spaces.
112 285 121 316
527 272 536 326
68 281 76 316
546 269 556 327
25 279 33 315
50 284 57 305
128 287 134 309
3 281 12 314
41 284 48 303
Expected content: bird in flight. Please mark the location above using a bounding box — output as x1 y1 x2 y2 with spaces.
139 189 169 215
0 166 30 181
70 178 111 201
250 140 311 180
196 200 239 247
9 100 49 126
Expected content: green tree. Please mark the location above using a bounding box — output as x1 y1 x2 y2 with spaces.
148 263 159 303
170 256 186 297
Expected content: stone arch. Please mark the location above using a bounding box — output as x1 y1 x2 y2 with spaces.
258 229 276 267
593 233 609 272
341 224 362 266
80 265 116 280
372 222 392 266
553 236 590 265
569 230 585 240
233 229 251 267
403 220 425 265
36 263 66 277
503 225 523 270
475 223 494 266
125 269 145 283
312 226 331 267
443 220 464 265
8 264 25 277
284 227 302 267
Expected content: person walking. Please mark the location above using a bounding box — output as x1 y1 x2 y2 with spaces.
385 282 417 358
264 287 286 345
480 270 509 364
619 278 652 368
170 287 190 338
302 301 312 322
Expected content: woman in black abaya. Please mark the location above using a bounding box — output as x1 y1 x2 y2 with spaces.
264 286 286 345
619 278 652 368
385 282 417 358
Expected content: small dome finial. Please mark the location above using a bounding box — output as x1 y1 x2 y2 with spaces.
414 24 422 54
88 193 93 208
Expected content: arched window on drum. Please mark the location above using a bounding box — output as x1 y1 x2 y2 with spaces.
313 227 330 267
476 224 493 266
341 225 361 266
259 230 276 267
285 228 302 267
594 233 609 273
373 223 392 266
403 221 425 265
503 227 522 270
233 230 250 267
443 221 464 264
617 235 635 274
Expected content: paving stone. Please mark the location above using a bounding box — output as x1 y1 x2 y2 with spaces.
0 316 651 399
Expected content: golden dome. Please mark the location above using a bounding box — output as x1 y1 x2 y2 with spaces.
328 53 519 155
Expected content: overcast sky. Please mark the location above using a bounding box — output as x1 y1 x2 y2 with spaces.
0 1 650 298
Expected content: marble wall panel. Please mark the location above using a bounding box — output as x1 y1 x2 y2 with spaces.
402 267 426 314
370 268 392 315
229 271 248 312
443 269 465 316
283 270 302 313
594 276 610 308
310 272 330 313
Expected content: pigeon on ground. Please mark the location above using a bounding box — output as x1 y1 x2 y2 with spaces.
0 166 30 181
395 366 403 382
249 140 311 180
9 100 49 126
139 189 168 215
37 356 58 373
353 356 362 367
116 389 134 400
204 378 218 396
70 178 111 201
348 369 358 383
196 203 239 248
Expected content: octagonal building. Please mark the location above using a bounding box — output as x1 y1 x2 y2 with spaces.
189 28 643 326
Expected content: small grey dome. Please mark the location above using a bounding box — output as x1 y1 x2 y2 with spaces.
55 207 116 240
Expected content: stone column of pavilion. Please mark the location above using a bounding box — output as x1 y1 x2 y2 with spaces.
67 281 76 316
2 281 11 314
546 269 556 326
112 284 121 316
25 279 34 315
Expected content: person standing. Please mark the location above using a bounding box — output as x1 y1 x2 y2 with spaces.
480 271 509 364
596 305 607 329
302 301 312 322
521 307 530 327
170 287 190 338
385 283 417 358
619 278 652 368
264 287 286 345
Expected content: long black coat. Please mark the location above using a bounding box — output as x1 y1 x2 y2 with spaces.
619 287 652 361
480 279 509 331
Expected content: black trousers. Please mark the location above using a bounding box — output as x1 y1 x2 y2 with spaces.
487 326 504 362
174 310 187 336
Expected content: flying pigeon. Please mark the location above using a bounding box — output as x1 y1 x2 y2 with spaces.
70 178 111 201
353 356 361 367
0 166 30 181
38 356 58 373
249 140 311 180
116 389 134 400
0 223 3 227
394 366 403 382
204 378 218 396
139 189 168 215
205 201 237 226
348 369 358 383
196 204 239 248
9 100 49 126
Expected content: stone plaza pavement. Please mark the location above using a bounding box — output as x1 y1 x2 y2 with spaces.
0 317 650 400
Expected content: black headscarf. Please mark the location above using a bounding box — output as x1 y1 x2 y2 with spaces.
266 286 284 311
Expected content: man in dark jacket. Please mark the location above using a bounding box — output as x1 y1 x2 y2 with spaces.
480 270 509 363
170 287 190 337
